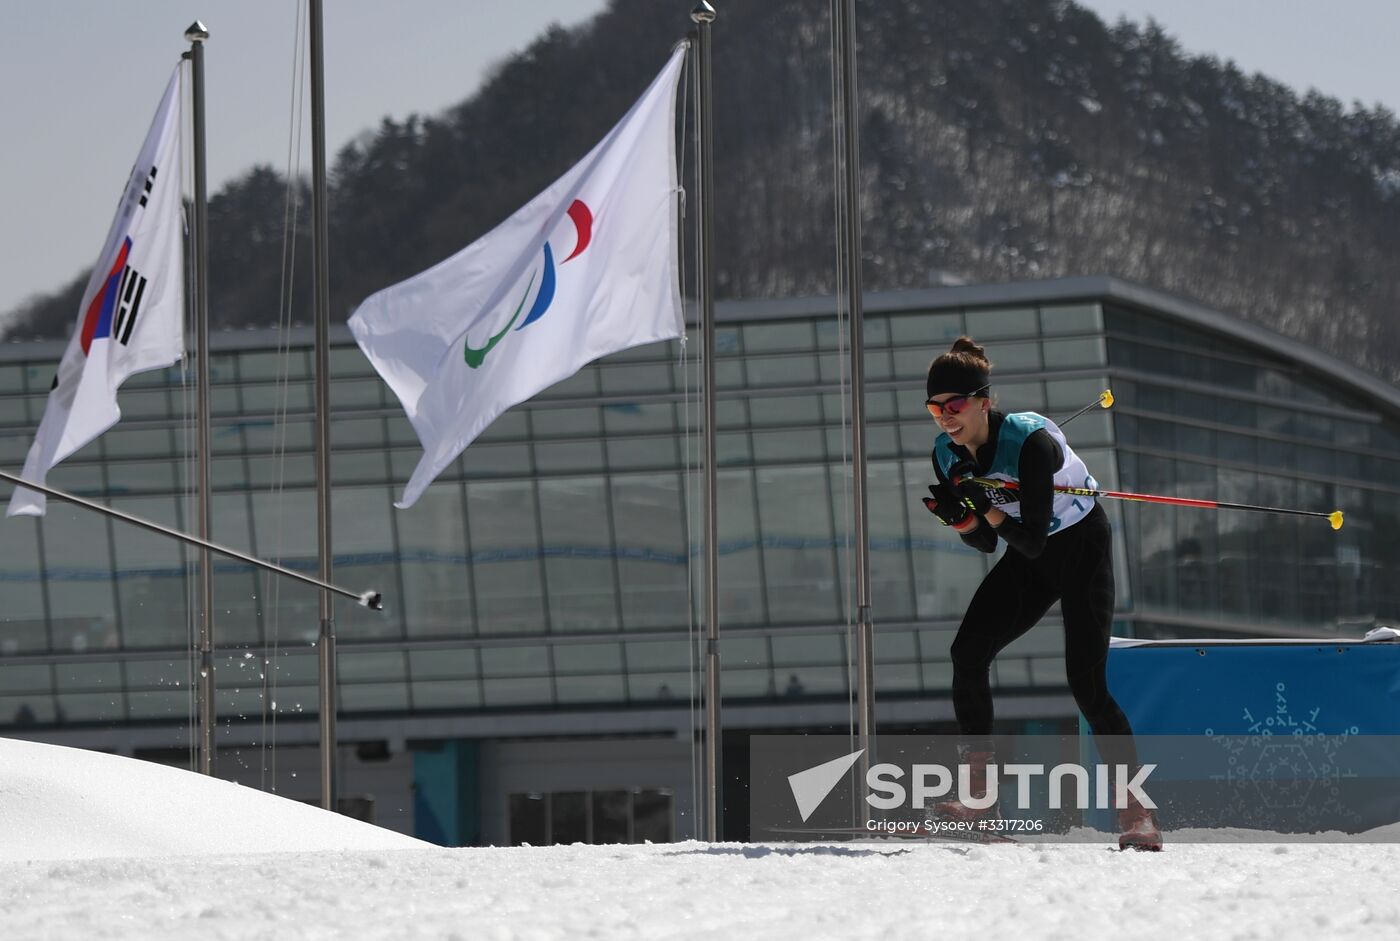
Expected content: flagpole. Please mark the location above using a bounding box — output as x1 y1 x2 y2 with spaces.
690 1 721 843
832 0 878 793
308 0 339 813
183 20 215 778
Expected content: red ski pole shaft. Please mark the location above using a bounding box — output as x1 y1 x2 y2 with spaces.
965 476 1345 530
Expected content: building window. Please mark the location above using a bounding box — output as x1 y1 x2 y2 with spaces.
508 787 674 845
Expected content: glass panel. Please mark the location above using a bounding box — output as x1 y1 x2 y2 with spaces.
632 788 672 842
105 459 179 497
398 485 473 637
331 417 388 448
590 790 630 843
0 695 55 725
748 395 823 427
717 431 752 466
460 443 531 477
329 345 376 377
610 475 688 630
754 466 839 623
539 367 599 398
780 666 847 695
876 663 921 693
538 478 619 633
331 486 402 640
482 677 551 707
743 322 814 352
555 674 625 704
466 480 547 634
0 664 51 693
554 642 623 674
116 388 171 419
340 682 410 712
1041 336 1107 369
530 406 602 437
330 451 389 486
624 640 689 671
863 461 916 619
745 355 817 387
888 312 964 345
751 429 825 463
863 348 893 381
249 490 318 641
600 364 672 395
994 381 1045 414
241 383 312 413
481 645 549 677
126 690 186 721
606 437 678 469
413 679 482 710
0 364 29 392
240 417 315 452
102 427 175 458
54 661 121 691
967 306 1037 338
111 495 189 650
1045 378 1109 413
510 793 547 846
602 402 675 434
717 470 765 626
1039 303 1102 334
474 411 529 444
0 427 33 464
551 791 587 844
987 340 1041 372
725 667 773 697
891 348 933 380
41 502 119 653
385 414 419 446
239 349 310 381
532 440 606 473
339 651 406 682
628 672 687 701
408 647 478 679
56 691 123 723
330 377 384 408
0 514 48 653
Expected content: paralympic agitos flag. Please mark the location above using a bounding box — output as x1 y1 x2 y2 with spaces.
9 66 185 517
348 46 686 510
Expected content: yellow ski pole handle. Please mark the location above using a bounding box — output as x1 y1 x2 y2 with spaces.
1058 389 1114 427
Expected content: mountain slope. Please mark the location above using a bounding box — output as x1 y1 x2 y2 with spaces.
7 0 1399 381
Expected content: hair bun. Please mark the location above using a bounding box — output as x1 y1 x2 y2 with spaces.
949 335 988 362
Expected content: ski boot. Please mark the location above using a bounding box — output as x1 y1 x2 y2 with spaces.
928 747 1001 825
1117 790 1163 852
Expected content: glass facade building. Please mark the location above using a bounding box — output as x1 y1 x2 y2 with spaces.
2 275 1397 841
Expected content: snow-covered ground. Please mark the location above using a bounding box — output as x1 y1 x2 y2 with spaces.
2 738 1397 940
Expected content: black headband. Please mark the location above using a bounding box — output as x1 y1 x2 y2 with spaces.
925 359 990 399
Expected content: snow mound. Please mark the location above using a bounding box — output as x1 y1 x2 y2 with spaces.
0 737 428 861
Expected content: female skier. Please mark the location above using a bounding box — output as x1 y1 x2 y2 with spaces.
920 336 1161 851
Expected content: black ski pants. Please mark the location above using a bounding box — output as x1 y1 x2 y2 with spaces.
949 503 1137 765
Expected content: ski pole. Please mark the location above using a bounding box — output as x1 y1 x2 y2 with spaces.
965 475 1345 530
1 470 386 607
1058 389 1113 426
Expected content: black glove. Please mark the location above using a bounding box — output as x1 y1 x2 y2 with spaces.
922 482 970 528
948 460 994 516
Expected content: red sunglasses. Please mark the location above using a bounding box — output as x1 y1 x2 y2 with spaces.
925 383 990 418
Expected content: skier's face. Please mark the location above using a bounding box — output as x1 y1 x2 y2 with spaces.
927 388 989 447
